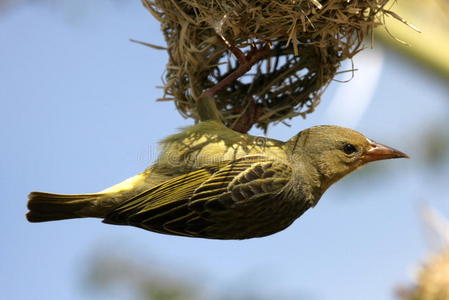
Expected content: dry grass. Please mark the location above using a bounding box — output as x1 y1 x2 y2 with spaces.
398 249 449 300
143 0 403 131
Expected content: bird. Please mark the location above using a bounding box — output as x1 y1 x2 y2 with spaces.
26 121 408 239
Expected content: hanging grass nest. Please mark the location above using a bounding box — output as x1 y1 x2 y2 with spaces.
143 0 403 132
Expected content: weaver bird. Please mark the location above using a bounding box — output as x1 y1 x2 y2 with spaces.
26 121 407 239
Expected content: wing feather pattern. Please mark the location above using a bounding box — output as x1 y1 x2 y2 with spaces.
104 155 292 239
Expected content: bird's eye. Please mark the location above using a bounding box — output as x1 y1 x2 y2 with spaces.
343 143 357 155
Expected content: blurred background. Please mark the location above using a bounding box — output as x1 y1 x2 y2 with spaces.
1 1 448 299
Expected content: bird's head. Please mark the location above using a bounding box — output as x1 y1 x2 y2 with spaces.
286 125 408 189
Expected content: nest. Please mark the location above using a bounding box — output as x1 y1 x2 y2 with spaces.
143 0 399 132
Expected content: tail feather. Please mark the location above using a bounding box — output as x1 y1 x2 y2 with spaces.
26 192 102 222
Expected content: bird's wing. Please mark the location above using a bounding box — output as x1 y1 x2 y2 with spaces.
104 155 292 238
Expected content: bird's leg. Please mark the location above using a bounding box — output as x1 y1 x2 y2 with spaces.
197 37 272 129
230 95 265 133
203 41 272 97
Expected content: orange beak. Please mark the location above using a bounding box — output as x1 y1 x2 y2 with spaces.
362 140 409 163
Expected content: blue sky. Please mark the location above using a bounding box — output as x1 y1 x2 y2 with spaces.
1 1 449 300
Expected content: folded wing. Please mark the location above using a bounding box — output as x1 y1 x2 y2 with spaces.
104 155 292 239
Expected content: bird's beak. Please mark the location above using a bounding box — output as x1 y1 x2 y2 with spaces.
362 140 409 163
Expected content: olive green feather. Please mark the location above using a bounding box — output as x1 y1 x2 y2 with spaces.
26 121 407 239
104 156 292 239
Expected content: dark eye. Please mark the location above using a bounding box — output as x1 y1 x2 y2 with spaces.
343 143 357 155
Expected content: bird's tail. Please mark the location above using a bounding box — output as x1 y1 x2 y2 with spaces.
26 192 104 222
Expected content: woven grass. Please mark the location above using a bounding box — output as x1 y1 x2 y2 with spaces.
143 0 401 132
